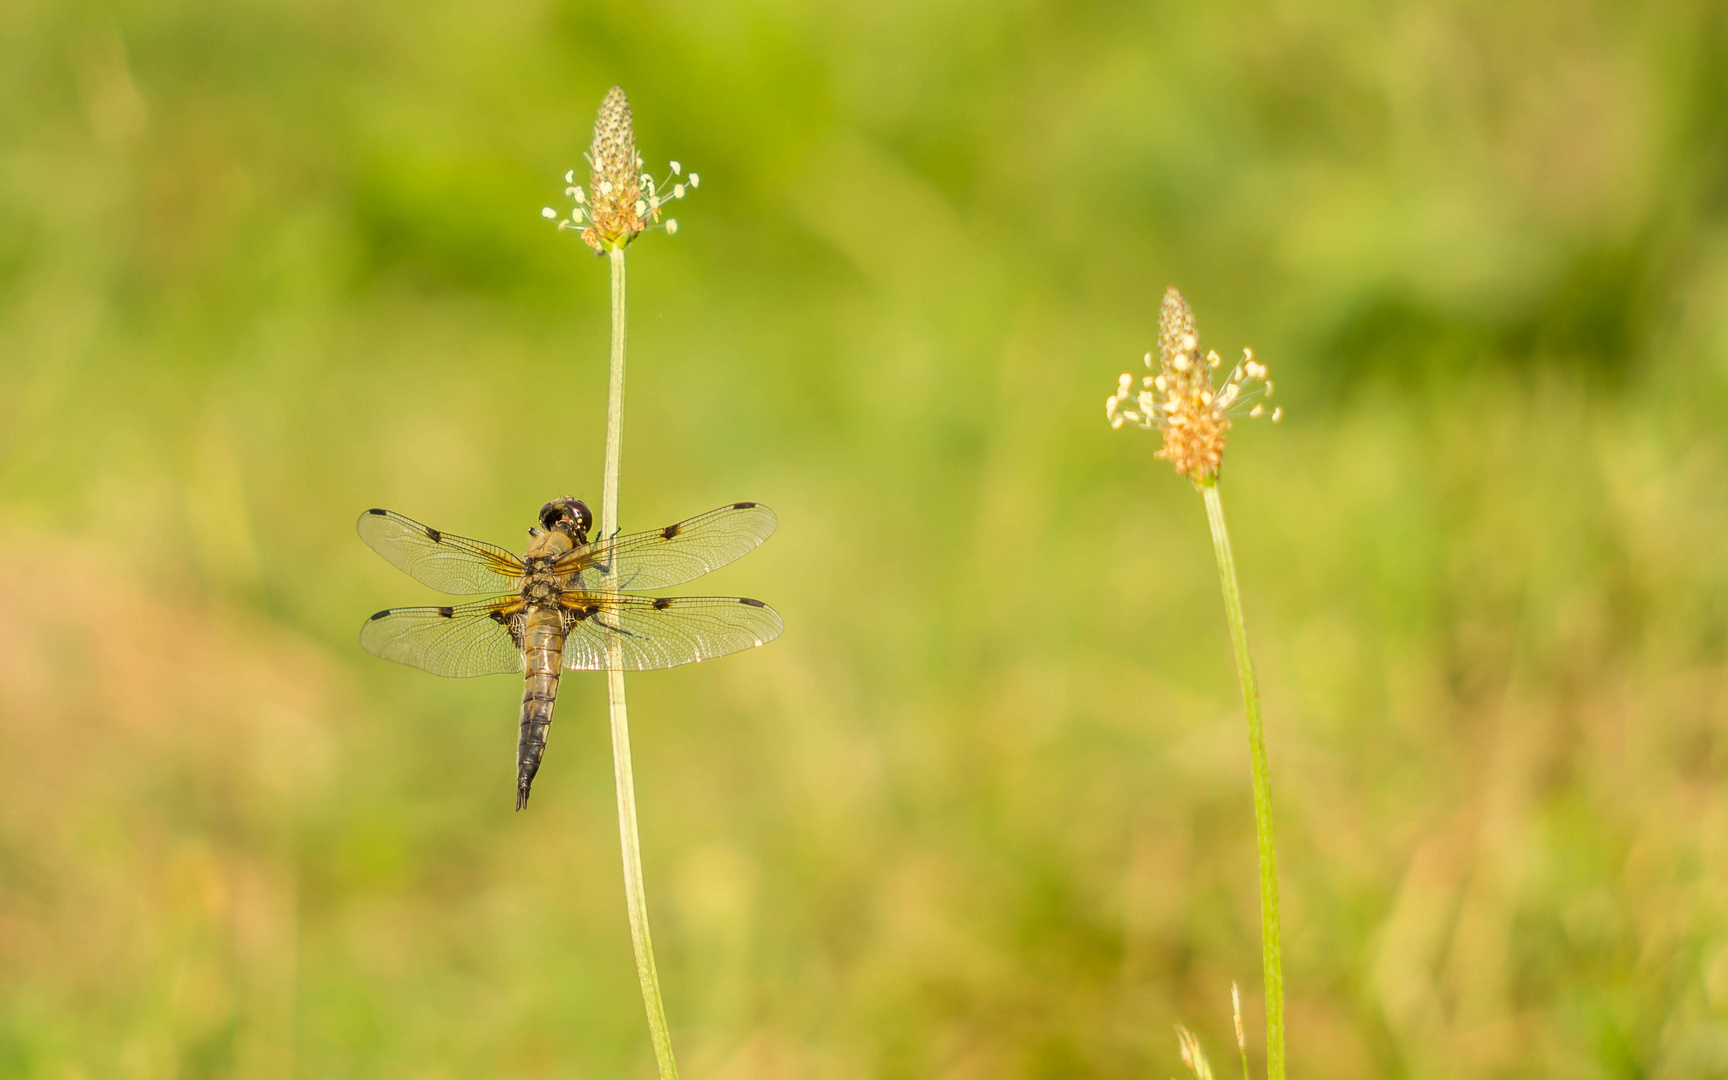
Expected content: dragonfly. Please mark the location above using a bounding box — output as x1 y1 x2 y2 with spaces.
357 497 781 809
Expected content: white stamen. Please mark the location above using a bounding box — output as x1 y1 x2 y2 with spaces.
565 169 574 184
670 161 681 175
541 207 557 219
688 173 700 187
665 219 678 234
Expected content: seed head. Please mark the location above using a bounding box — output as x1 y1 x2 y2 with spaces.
1175 1025 1217 1080
543 85 696 251
1232 983 1247 1058
1105 287 1280 484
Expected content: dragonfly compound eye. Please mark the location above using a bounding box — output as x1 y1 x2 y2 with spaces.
538 498 593 542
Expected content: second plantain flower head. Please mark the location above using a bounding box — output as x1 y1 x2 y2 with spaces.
1106 287 1280 484
541 85 697 252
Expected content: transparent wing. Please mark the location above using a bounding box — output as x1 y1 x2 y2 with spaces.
359 596 526 677
560 594 783 671
357 509 524 595
554 502 777 591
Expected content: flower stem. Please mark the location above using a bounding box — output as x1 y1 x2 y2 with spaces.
1201 482 1284 1080
602 246 680 1080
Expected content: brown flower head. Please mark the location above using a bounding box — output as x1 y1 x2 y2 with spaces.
1105 287 1279 484
542 85 698 251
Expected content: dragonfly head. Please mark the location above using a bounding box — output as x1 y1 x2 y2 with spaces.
538 498 593 545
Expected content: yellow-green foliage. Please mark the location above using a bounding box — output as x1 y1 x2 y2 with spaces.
3 1 1727 1077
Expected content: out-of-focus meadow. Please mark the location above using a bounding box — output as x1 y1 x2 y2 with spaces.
5 0 1728 1076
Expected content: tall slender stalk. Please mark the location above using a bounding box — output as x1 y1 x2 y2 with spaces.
1202 482 1284 1080
1107 287 1286 1078
601 246 680 1080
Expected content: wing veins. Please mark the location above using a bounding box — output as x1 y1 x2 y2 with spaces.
359 596 525 677
560 594 783 672
553 503 777 591
357 509 524 595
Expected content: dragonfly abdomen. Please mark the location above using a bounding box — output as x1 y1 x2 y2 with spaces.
516 606 566 810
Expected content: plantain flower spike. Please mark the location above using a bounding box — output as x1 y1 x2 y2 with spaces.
1105 286 1280 484
542 85 699 251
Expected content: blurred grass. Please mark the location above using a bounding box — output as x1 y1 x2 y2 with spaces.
5 0 1728 1076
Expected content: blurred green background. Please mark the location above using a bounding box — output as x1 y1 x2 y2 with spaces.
5 0 1728 1076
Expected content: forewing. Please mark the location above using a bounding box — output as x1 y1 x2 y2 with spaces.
357 509 524 595
561 594 783 671
360 596 526 677
555 503 777 591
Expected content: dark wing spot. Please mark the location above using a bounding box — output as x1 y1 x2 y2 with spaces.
437 606 454 617
425 526 442 543
739 597 767 607
365 508 387 517
652 597 673 610
487 606 525 646
368 609 392 621
661 523 681 539
732 501 757 510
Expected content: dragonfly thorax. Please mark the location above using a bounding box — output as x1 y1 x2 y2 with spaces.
521 576 563 605
523 521 578 564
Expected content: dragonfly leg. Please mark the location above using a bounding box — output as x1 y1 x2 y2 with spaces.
591 616 645 639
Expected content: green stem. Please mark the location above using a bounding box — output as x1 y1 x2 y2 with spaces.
1201 482 1284 1080
602 246 680 1080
